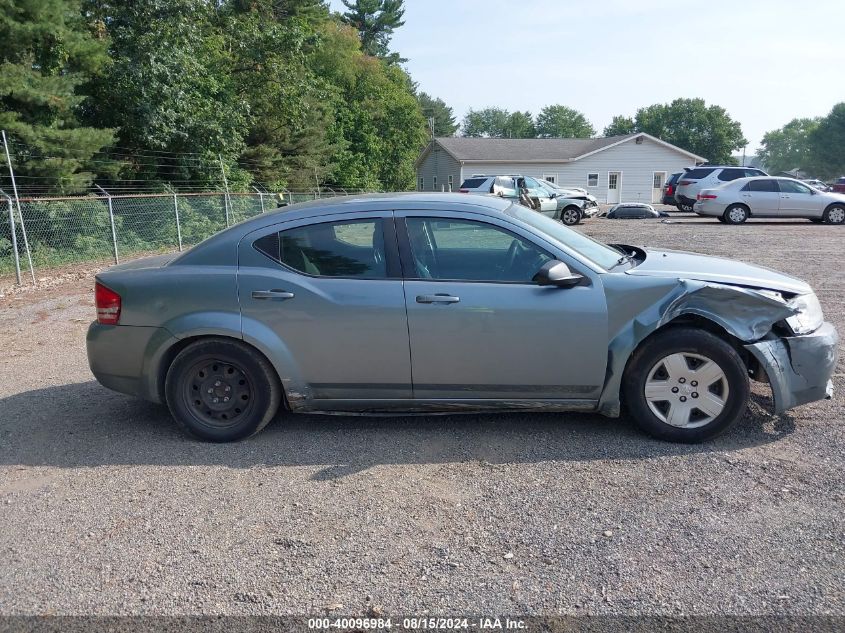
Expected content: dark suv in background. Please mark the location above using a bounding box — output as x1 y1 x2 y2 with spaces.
675 166 767 211
662 171 685 207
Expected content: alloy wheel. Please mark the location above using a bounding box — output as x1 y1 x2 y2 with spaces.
644 352 729 429
828 207 845 224
562 209 579 225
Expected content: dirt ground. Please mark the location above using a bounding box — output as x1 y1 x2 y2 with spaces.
0 212 843 618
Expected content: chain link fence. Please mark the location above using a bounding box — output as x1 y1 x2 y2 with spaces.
1 189 378 285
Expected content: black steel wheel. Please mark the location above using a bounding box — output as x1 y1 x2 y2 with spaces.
165 338 281 442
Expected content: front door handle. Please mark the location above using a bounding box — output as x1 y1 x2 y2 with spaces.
252 289 295 300
416 293 460 304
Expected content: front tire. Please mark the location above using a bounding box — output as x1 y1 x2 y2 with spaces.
723 204 749 224
823 204 845 224
622 328 750 442
165 338 282 442
560 206 582 225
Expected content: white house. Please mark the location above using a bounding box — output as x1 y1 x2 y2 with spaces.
414 133 706 204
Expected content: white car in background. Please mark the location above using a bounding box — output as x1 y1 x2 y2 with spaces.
458 175 597 225
694 176 845 224
675 165 768 211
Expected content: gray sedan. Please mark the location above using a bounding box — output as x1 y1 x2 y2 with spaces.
695 176 845 224
87 193 837 443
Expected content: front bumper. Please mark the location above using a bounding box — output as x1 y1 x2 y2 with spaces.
745 321 838 414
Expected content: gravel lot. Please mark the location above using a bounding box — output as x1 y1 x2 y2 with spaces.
0 212 843 618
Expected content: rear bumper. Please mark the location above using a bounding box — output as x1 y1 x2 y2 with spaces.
745 321 838 414
87 322 179 403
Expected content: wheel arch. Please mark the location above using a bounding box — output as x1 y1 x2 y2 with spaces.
155 334 292 411
625 315 760 380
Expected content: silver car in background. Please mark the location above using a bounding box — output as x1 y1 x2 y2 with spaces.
675 165 768 211
87 193 837 444
695 176 845 224
534 179 600 225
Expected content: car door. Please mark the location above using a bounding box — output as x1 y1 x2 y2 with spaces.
524 177 557 213
740 179 781 216
237 211 413 401
777 179 820 217
396 210 609 402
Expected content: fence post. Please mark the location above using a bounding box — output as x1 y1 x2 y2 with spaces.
218 155 231 226
4 194 21 285
253 187 265 213
173 192 183 252
1 132 35 283
288 191 293 205
95 185 119 264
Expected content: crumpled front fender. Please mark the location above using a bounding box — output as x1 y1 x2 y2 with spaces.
597 277 798 417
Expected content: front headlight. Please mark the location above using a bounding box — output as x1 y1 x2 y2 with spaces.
785 293 824 334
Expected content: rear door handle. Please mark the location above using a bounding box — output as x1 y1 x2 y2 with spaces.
416 294 460 304
252 289 295 300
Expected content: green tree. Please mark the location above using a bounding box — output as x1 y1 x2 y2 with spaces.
313 20 426 190
603 115 636 137
340 0 404 59
84 0 248 188
461 108 535 138
636 98 745 163
808 103 845 180
418 92 458 137
224 0 337 189
757 118 820 175
0 0 114 194
535 105 595 138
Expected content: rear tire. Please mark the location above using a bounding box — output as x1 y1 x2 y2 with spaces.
622 328 750 443
822 204 845 224
560 206 582 225
165 338 282 442
679 203 694 212
717 216 726 223
723 204 749 224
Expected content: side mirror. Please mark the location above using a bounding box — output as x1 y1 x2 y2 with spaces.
549 192 557 198
533 260 584 288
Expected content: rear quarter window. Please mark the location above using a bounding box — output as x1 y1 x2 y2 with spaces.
682 168 715 180
460 178 489 189
718 168 746 182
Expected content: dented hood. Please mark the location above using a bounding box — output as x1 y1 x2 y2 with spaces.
625 248 811 295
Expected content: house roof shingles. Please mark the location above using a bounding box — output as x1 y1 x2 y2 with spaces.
434 134 638 162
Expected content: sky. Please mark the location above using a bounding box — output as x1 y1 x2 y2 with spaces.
327 0 845 153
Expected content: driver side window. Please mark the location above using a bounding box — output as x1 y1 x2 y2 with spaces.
405 218 553 282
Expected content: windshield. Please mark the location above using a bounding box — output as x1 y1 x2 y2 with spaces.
508 204 623 270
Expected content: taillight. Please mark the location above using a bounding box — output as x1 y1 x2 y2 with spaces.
698 193 717 200
666 185 674 195
679 180 693 186
95 282 121 325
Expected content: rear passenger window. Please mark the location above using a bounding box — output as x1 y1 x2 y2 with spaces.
682 168 715 179
460 178 488 189
254 219 387 278
744 179 779 192
717 169 744 182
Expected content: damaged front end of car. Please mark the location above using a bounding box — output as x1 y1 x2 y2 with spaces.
597 276 838 417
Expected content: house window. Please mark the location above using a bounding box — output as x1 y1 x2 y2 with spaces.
448 175 453 191
433 176 438 191
587 173 599 187
418 177 424 191
543 174 556 184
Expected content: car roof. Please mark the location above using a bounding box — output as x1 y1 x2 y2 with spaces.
173 192 518 265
